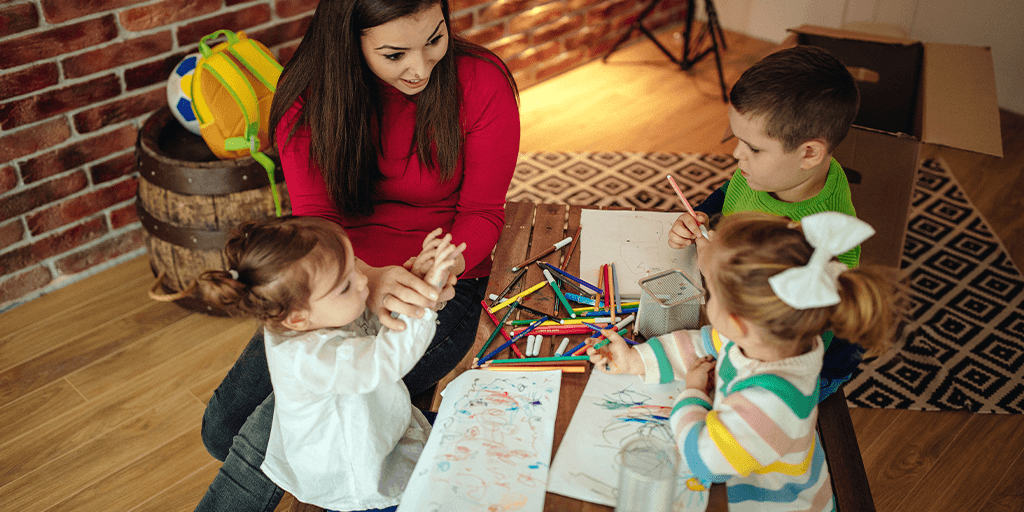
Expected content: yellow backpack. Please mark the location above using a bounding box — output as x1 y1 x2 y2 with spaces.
187 29 283 214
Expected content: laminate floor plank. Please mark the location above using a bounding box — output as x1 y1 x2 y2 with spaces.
985 447 1024 512
0 301 191 408
894 413 1024 512
0 321 253 487
0 271 157 372
0 378 86 444
0 392 204 512
128 460 221 512
43 427 209 511
66 313 249 399
1 256 151 331
846 407 900 453
858 409 970 512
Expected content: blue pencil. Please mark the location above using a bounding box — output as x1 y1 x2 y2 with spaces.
477 316 549 365
541 263 603 294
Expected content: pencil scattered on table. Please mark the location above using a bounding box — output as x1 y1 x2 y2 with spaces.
544 269 577 318
490 280 547 313
559 226 582 270
510 236 573 272
476 316 548 366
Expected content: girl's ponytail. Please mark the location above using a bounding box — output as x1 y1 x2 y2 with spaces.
830 266 900 356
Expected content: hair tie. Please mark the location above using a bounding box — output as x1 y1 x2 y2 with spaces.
228 269 239 280
767 212 874 309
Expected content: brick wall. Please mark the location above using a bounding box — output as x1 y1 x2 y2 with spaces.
0 0 687 311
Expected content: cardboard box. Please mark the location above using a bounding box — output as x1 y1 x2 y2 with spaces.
784 25 1003 268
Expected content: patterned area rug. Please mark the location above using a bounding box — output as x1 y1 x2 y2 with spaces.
509 152 1024 414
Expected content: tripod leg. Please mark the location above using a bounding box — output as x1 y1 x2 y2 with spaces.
709 19 727 102
705 0 727 51
640 25 680 64
604 0 667 62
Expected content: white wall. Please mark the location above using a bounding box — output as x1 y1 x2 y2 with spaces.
708 0 1024 113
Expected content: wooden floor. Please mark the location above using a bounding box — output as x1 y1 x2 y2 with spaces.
1 26 1022 512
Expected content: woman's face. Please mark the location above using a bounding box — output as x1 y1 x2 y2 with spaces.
360 4 448 95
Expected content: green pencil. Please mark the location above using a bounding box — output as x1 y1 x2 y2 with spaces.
485 355 591 363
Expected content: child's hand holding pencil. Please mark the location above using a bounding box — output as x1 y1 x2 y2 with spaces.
585 328 644 376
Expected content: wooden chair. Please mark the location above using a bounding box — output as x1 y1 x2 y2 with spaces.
817 386 876 511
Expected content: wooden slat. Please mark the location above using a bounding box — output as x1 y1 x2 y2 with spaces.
430 201 535 411
0 391 204 511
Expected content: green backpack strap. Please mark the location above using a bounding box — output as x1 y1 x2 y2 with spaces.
202 30 283 216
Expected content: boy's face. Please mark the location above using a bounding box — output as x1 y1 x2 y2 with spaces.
728 106 820 202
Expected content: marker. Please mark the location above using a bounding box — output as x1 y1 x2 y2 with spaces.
489 267 528 307
611 262 621 315
559 226 582 270
539 261 602 294
667 174 710 240
525 335 536 358
544 269 577 318
477 316 549 365
555 337 570 356
511 236 573 272
490 280 548 314
532 335 543 357
475 300 519 363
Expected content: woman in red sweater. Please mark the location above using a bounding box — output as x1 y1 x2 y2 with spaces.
195 0 519 509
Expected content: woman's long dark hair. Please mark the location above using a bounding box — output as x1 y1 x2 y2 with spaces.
269 0 518 217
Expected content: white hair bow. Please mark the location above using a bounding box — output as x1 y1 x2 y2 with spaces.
768 212 875 310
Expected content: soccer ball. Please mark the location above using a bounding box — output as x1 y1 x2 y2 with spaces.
167 53 202 136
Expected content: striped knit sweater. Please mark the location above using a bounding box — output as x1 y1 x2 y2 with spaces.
721 157 860 269
634 326 835 512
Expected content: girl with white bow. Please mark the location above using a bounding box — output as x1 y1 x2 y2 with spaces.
586 211 896 511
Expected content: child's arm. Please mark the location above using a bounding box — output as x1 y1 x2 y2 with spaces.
672 369 820 487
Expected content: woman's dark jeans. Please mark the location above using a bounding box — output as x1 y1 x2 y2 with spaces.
195 277 488 511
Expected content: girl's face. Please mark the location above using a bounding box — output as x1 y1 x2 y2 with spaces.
360 4 448 95
299 236 369 331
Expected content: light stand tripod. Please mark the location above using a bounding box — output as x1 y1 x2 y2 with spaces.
680 0 728 101
602 0 729 102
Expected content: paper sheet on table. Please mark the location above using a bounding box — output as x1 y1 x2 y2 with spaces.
398 370 561 512
579 209 699 298
547 371 709 512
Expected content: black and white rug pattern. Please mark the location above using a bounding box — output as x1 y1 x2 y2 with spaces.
509 152 1024 414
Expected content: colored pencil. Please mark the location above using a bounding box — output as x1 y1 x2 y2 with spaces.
490 280 548 313
475 300 519 362
537 261 589 295
477 316 548 365
482 299 525 358
566 326 629 356
544 269 577 318
481 365 586 373
489 267 528 307
513 302 554 319
511 236 573 272
612 263 622 315
539 261 603 294
667 174 710 240
559 226 582 270
588 314 636 352
485 355 591 363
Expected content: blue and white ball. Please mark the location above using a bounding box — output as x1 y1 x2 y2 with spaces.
167 53 202 136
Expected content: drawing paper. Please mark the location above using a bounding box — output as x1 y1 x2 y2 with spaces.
547 371 709 511
398 370 561 512
579 209 700 298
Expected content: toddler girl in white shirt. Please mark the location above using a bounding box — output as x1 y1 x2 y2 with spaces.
195 215 462 511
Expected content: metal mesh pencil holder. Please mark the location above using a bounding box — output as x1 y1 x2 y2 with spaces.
636 268 703 340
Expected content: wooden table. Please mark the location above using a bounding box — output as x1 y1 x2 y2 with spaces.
430 201 875 512
430 202 729 511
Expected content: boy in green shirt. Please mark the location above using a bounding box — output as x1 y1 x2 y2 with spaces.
670 45 863 401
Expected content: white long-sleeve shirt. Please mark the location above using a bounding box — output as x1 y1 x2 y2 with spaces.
261 309 436 510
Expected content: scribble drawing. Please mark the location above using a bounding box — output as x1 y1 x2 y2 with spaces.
595 384 675 449
405 373 558 512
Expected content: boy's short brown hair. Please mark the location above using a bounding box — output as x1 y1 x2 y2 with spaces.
730 45 859 153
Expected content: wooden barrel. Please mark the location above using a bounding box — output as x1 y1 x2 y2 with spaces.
136 106 290 315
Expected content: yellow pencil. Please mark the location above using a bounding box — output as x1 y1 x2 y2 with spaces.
489 280 548 314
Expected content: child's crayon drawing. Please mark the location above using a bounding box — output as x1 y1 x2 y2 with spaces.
547 371 709 512
398 370 561 512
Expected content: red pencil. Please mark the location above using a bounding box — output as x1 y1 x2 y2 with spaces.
481 299 524 358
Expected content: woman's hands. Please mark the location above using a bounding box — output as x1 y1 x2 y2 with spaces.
685 355 717 396
586 329 644 376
